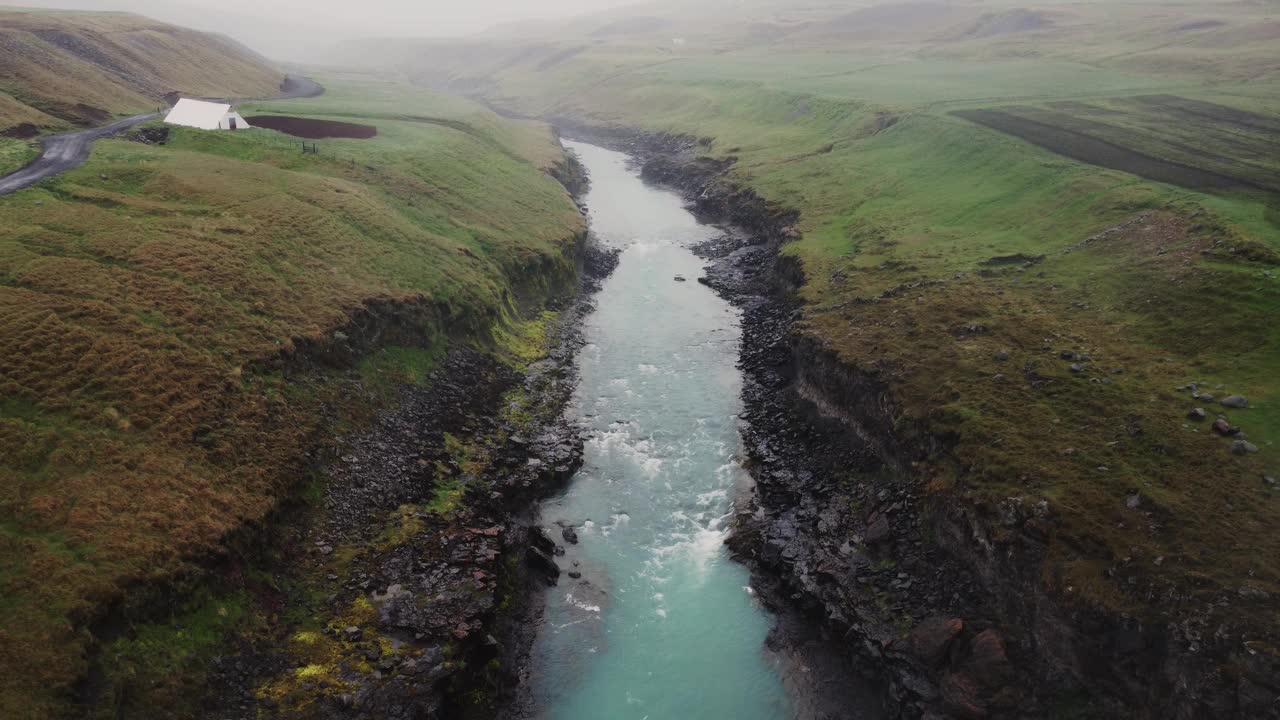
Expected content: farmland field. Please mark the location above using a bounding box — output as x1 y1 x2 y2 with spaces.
954 95 1280 194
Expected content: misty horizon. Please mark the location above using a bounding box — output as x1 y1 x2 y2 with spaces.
5 0 656 59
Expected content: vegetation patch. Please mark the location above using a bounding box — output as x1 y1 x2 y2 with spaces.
0 74 582 717
0 137 37 176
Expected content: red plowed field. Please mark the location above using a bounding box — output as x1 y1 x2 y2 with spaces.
246 115 377 139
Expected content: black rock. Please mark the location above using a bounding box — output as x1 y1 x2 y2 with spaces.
526 546 560 585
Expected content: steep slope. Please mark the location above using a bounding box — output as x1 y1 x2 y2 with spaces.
0 9 285 132
0 75 585 719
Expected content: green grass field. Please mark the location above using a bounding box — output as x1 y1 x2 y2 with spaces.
0 137 37 176
372 0 1280 646
0 74 582 718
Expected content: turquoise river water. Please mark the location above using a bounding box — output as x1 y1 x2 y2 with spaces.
526 141 794 718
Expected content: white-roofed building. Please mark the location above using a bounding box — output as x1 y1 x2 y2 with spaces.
163 98 251 131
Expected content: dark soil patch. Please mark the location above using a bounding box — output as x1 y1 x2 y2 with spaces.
1131 95 1280 136
981 252 1044 267
1172 19 1225 33
245 115 376 140
589 16 670 37
71 103 109 125
535 45 587 71
952 9 1050 40
953 108 1254 192
1 122 39 139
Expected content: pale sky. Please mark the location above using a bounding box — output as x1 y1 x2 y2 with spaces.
10 0 650 58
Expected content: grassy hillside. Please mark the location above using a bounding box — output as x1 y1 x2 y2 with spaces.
0 74 583 718
0 8 284 132
353 0 1280 667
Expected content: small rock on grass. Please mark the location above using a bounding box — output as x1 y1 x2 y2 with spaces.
1188 408 1206 421
993 350 1010 362
1232 440 1260 455
1125 494 1142 510
1221 395 1249 409
1069 363 1085 374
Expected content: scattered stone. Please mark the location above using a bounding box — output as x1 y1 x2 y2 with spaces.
993 350 1009 362
1060 350 1076 360
567 571 582 579
1221 395 1249 409
1125 494 1142 510
342 626 362 641
940 672 985 720
1199 393 1215 403
1187 408 1206 421
1265 475 1277 487
674 275 687 282
99 173 108 180
1212 419 1233 435
526 546 560 585
907 617 964 668
864 513 892 544
1232 440 1260 455
1239 586 1270 600
1069 363 1085 374
562 525 579 544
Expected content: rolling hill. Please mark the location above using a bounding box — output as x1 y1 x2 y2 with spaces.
0 8 285 133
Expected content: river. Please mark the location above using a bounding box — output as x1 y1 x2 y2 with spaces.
524 140 794 718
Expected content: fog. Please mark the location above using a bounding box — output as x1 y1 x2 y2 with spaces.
11 0 650 60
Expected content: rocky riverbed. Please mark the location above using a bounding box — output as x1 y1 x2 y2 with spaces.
198 214 619 719
557 126 1280 720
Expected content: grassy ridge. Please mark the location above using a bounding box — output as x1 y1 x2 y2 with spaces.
377 0 1280 639
0 9 283 131
0 75 582 718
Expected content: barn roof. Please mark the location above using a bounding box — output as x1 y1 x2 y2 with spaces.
164 98 232 130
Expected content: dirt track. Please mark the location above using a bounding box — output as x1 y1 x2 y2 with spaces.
0 112 157 196
245 115 377 139
953 108 1253 191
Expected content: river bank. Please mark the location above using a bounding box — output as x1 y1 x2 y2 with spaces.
555 126 1280 720
183 214 620 718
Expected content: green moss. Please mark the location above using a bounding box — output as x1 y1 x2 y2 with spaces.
358 342 447 404
0 137 36 176
96 590 255 718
